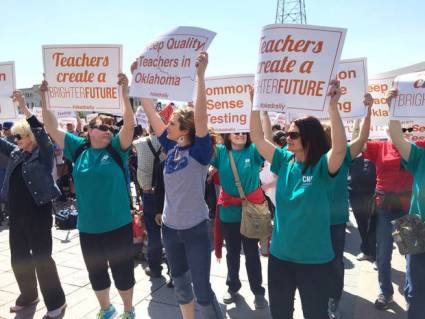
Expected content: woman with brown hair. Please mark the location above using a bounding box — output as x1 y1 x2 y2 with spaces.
250 80 347 319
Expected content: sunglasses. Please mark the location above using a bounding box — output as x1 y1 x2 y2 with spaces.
287 131 301 139
232 132 247 136
14 134 27 141
90 124 114 133
402 128 413 133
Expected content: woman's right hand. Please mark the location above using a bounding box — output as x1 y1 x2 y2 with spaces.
386 89 398 106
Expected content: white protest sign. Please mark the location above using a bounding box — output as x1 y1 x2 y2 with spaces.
130 26 216 101
253 23 346 113
43 44 123 113
135 107 149 128
56 110 76 118
390 71 425 120
58 117 78 129
0 61 18 120
268 112 286 127
86 113 98 122
205 74 253 133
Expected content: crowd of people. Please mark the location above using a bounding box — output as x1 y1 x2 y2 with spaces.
0 52 424 319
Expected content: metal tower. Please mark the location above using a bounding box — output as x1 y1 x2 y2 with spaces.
275 0 307 24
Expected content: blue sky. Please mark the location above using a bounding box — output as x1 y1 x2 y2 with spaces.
1 0 424 88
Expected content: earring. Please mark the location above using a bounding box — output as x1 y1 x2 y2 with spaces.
177 136 185 146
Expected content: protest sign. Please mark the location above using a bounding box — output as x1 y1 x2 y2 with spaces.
389 71 425 120
268 112 286 127
130 26 216 101
205 74 253 133
0 61 18 120
86 113 98 122
135 107 149 128
42 45 123 113
253 23 346 113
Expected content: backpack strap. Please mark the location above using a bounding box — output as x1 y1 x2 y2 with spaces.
73 141 91 163
106 144 125 177
147 137 162 159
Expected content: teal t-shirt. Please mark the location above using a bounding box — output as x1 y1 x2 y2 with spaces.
211 144 263 223
402 144 425 221
270 148 335 264
329 145 352 225
64 133 132 233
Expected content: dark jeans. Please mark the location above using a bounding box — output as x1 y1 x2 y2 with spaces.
349 191 376 258
268 254 332 319
330 223 346 301
162 220 218 307
142 192 163 274
9 206 65 311
376 208 404 297
79 223 135 291
405 252 425 319
220 221 265 296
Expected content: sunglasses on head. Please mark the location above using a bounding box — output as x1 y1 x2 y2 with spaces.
287 131 301 139
402 127 413 133
90 124 114 133
14 134 27 141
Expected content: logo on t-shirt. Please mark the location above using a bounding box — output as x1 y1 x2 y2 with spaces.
244 158 251 168
302 175 313 187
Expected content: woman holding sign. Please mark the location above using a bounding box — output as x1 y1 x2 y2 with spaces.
250 80 346 319
138 52 224 319
40 74 136 319
386 90 425 319
0 91 66 318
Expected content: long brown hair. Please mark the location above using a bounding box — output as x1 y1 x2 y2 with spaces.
293 116 329 173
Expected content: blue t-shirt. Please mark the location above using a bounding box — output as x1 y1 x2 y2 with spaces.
402 144 425 221
211 144 263 223
330 145 352 225
270 148 335 264
159 130 212 230
63 133 131 233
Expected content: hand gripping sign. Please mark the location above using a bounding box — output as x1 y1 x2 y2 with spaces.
389 71 425 121
42 44 123 113
130 26 216 102
253 23 346 113
0 61 18 120
205 74 254 133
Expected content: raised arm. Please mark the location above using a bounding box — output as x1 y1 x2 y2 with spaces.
194 52 209 137
249 87 276 163
387 89 411 160
117 73 135 150
12 90 32 118
350 93 373 158
327 80 347 175
131 60 167 136
261 111 273 143
39 81 66 149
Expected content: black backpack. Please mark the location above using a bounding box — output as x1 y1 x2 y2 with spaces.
146 138 165 211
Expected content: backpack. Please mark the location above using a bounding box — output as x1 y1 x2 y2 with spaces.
146 138 165 211
55 208 78 230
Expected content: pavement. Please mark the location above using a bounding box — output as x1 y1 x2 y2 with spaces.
0 214 408 319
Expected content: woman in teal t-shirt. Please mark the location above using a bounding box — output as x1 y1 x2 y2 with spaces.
211 133 266 309
40 74 137 319
250 81 347 319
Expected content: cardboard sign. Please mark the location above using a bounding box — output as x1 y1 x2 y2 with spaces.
390 71 425 120
130 26 216 101
135 107 149 128
0 61 18 120
253 23 346 113
42 45 123 113
205 74 253 133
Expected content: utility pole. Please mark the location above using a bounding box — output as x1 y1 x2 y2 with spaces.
275 0 307 24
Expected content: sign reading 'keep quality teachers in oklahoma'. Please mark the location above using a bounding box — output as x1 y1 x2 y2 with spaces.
253 24 346 113
0 61 18 120
43 45 123 113
130 26 216 102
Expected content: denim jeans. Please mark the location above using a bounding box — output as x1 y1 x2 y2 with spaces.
220 221 265 296
142 192 163 274
376 208 405 297
330 223 346 301
162 220 223 319
405 252 425 319
268 254 332 319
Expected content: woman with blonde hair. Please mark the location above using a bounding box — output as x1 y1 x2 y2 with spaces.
0 91 66 319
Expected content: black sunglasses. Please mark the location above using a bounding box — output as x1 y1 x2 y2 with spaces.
14 134 26 141
90 124 114 133
233 132 247 136
287 131 301 139
402 128 413 133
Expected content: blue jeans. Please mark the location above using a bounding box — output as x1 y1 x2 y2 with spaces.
268 254 332 319
405 252 425 319
376 208 405 297
330 223 346 300
162 220 223 318
142 192 163 274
